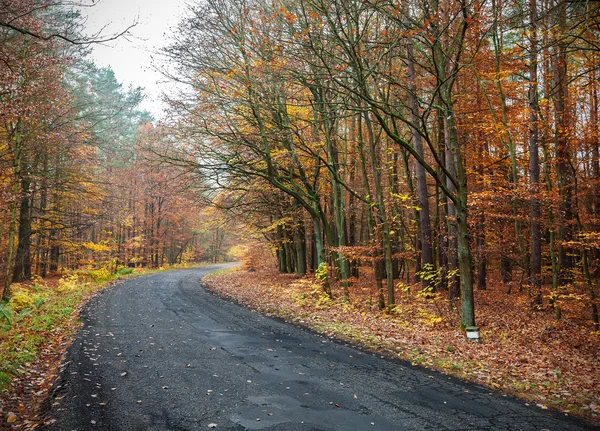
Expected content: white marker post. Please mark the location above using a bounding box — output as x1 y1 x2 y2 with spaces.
465 326 481 343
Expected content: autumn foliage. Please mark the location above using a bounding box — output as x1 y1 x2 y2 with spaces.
1 0 600 426
0 1 236 304
162 0 600 332
161 0 600 419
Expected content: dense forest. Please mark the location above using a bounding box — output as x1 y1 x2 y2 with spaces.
159 0 600 330
2 0 600 332
0 0 234 302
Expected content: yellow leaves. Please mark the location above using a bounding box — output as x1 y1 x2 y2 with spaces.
269 147 289 161
227 244 249 261
417 308 443 327
126 235 146 248
286 103 312 121
390 192 411 201
85 268 113 282
226 68 240 80
82 241 113 253
9 290 36 313
57 274 80 293
261 217 294 233
390 193 421 211
6 282 49 313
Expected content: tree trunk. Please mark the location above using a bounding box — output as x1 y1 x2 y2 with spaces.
318 83 351 300
366 112 395 308
444 96 476 327
407 44 434 289
476 160 487 290
13 177 32 282
492 0 527 281
553 0 575 285
2 121 22 301
456 196 476 328
294 222 307 277
436 112 449 292
356 108 386 309
444 118 460 299
529 0 542 305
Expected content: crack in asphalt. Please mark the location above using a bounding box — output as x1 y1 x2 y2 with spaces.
42 266 597 430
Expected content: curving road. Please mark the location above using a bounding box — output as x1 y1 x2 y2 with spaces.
43 266 596 430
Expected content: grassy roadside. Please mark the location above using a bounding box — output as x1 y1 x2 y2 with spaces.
0 265 187 429
203 266 600 426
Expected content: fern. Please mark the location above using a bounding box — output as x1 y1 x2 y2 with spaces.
0 304 14 331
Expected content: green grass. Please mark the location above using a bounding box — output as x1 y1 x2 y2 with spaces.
0 285 95 391
0 372 11 387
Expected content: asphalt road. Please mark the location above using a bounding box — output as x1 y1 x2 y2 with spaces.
43 266 596 431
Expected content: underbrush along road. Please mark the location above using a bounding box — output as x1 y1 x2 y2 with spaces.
43 266 594 430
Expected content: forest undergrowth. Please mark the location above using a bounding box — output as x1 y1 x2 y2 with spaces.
203 265 600 426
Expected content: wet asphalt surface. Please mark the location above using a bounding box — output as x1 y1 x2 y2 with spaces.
43 265 597 431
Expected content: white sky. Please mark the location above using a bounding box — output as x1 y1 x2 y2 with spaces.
82 0 189 119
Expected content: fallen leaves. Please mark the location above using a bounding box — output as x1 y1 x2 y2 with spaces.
204 267 600 425
0 277 109 430
7 412 17 423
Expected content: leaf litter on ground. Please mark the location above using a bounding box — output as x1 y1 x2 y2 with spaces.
203 266 600 425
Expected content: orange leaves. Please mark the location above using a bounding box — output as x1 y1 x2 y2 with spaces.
284 11 297 25
7 412 18 423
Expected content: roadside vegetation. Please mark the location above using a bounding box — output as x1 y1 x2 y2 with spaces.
0 264 184 429
203 257 600 426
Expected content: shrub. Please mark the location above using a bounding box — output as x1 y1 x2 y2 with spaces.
115 267 134 276
57 274 80 292
31 274 47 291
86 268 112 282
9 290 35 312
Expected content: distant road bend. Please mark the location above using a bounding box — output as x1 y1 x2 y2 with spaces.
44 265 596 430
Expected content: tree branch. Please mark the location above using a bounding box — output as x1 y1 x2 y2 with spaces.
0 19 137 45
